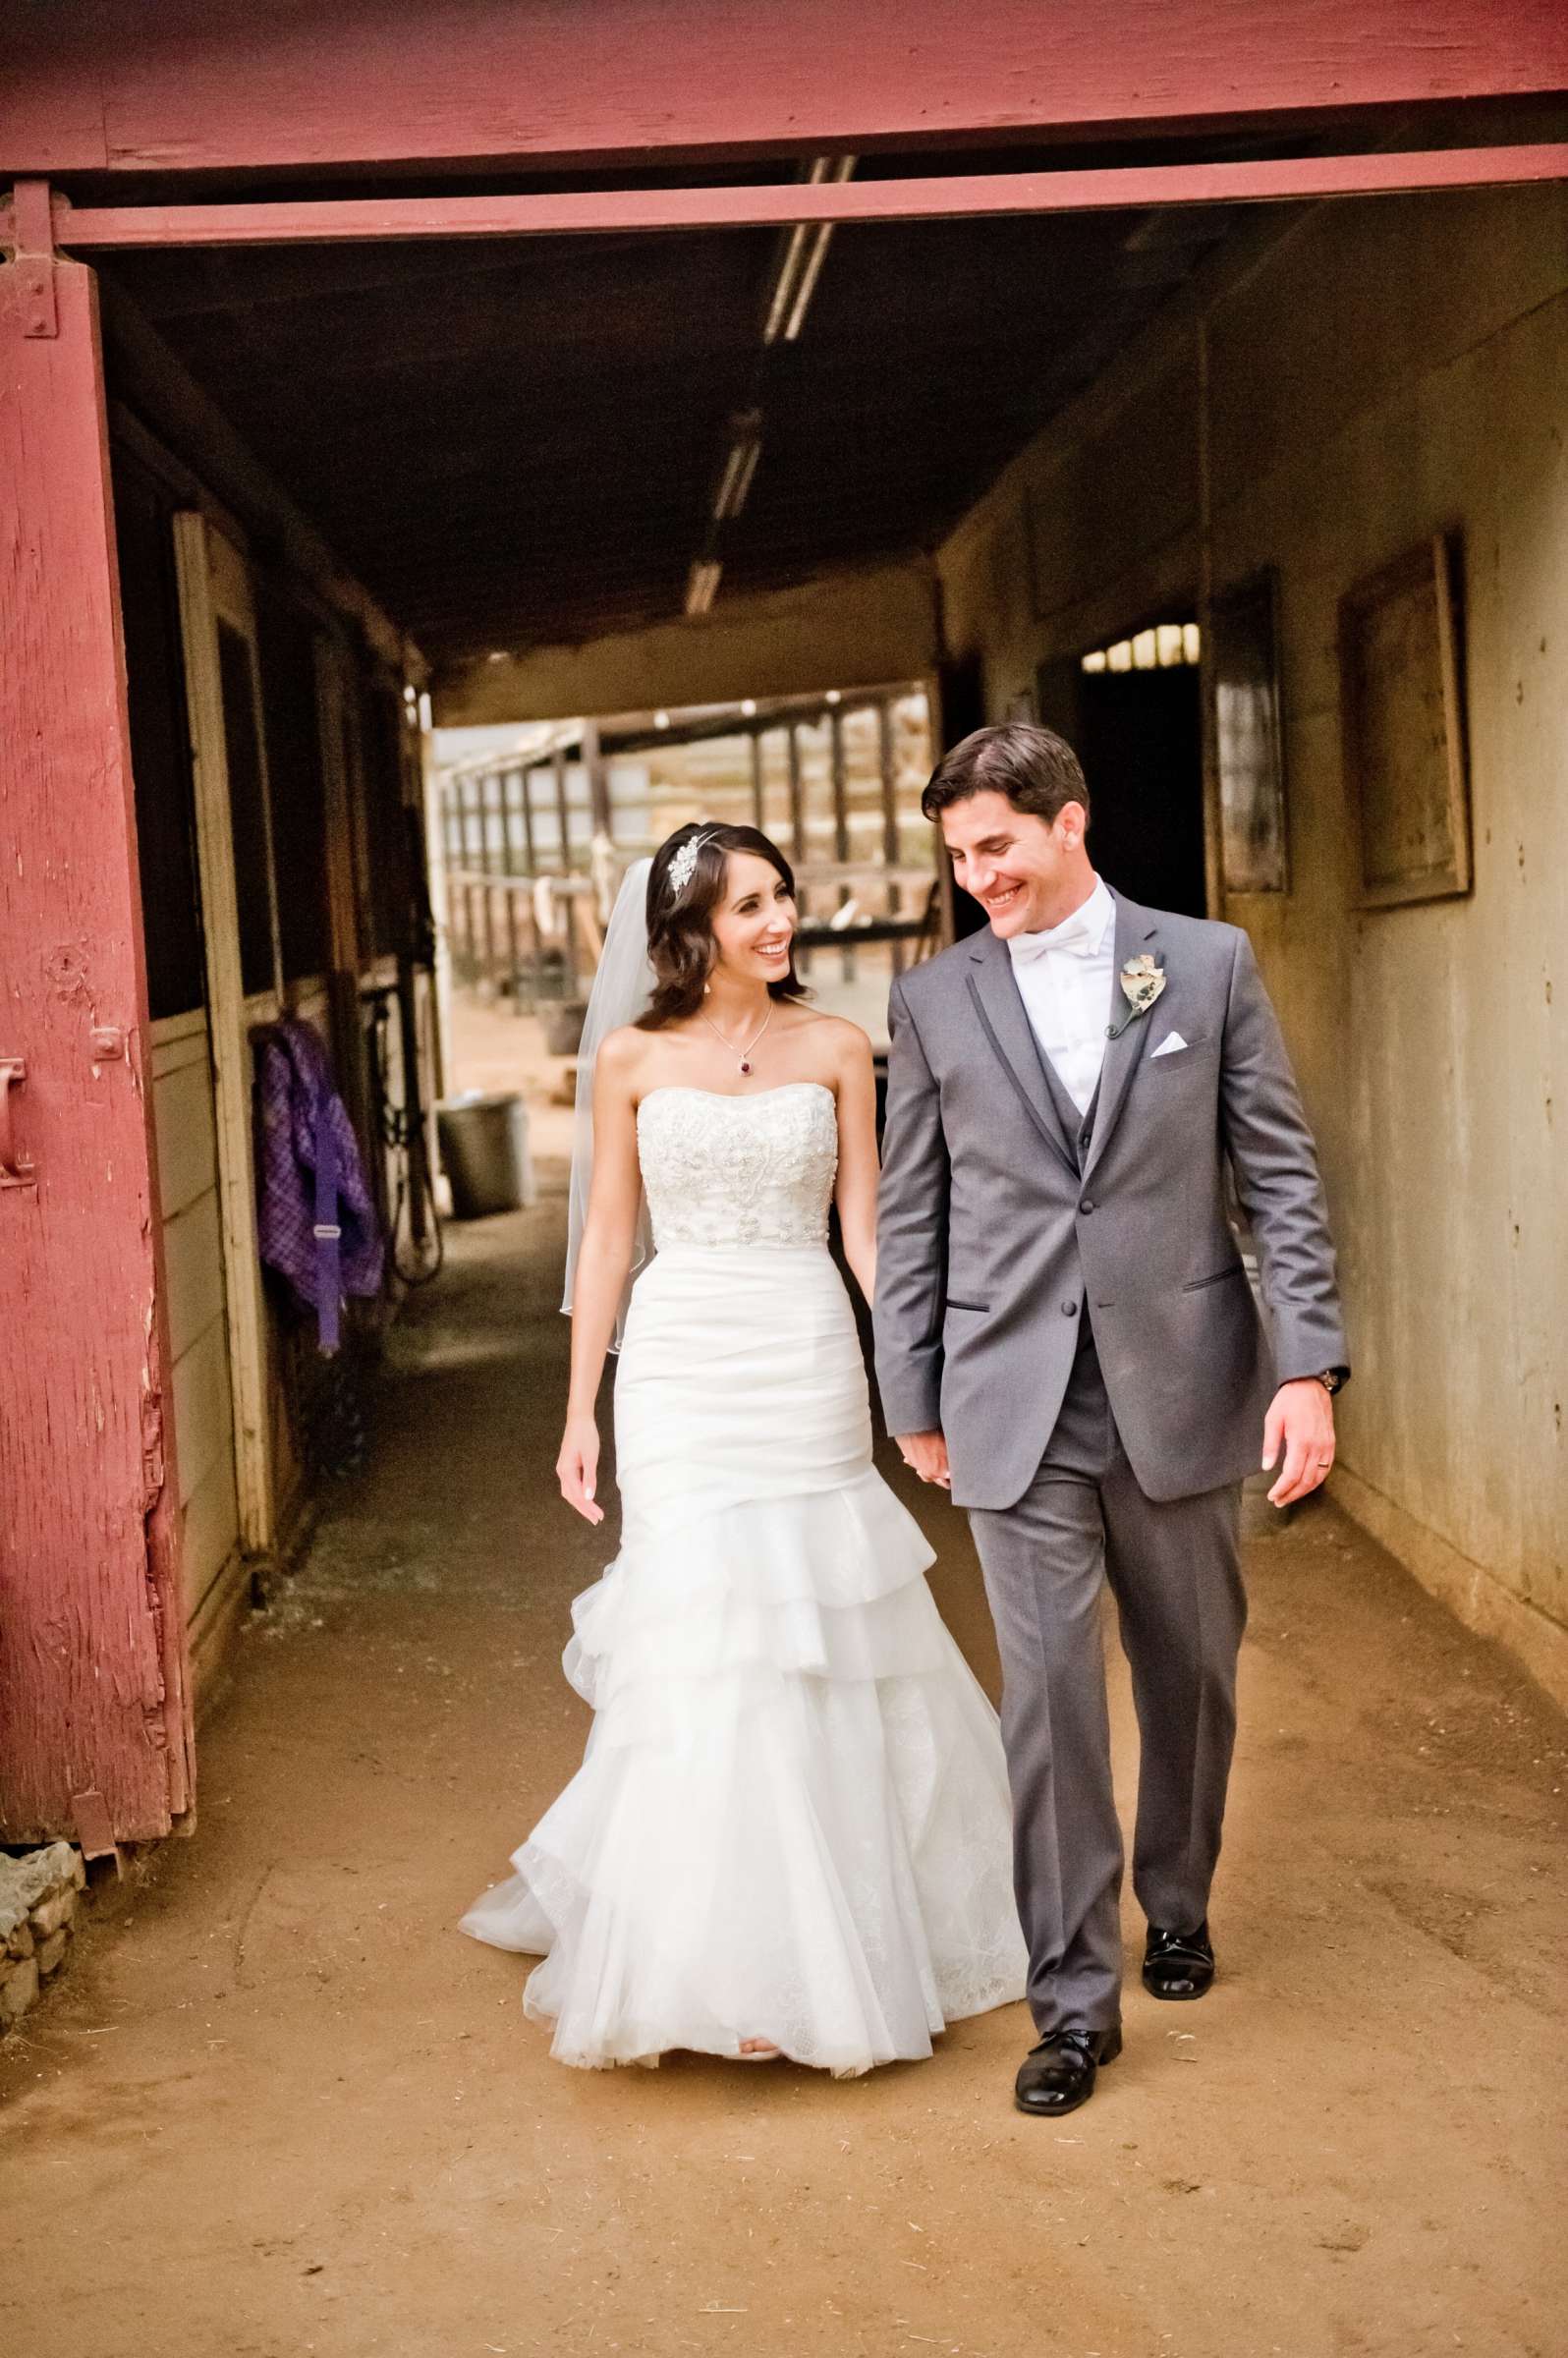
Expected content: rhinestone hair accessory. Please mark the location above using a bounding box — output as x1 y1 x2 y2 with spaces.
666 829 717 901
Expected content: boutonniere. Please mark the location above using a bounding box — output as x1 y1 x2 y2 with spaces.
1106 952 1166 1040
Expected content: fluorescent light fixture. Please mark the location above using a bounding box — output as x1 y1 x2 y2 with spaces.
783 228 831 341
781 224 834 342
763 223 812 345
686 559 723 616
727 436 761 517
762 156 857 345
711 411 763 523
712 441 748 519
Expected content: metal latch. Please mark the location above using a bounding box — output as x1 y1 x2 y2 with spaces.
0 1058 36 1190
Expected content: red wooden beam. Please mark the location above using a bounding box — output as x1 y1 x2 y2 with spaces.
0 242 194 1842
3 0 1566 177
24 145 1568 252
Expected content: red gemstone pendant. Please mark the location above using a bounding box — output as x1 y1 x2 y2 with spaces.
739 1060 752 1075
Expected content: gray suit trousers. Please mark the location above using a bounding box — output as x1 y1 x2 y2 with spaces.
967 1325 1246 2036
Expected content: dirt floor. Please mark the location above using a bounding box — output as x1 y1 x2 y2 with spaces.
2 1010 1566 2358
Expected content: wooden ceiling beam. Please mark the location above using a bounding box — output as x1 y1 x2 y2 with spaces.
26 144 1568 250
4 1 1565 177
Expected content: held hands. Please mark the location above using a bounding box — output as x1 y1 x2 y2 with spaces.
897 1429 952 1490
557 1413 604 1525
1261 1379 1336 1508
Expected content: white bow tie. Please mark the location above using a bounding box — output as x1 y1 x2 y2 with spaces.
1009 911 1100 965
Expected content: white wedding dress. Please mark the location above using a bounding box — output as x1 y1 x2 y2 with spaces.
461 1080 1027 2074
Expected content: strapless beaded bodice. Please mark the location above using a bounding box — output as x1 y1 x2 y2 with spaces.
636 1083 838 1250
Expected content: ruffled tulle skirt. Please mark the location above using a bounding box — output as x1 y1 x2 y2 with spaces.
460 1243 1027 2074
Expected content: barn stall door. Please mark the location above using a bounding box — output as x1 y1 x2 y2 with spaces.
0 247 193 1842
172 515 285 1559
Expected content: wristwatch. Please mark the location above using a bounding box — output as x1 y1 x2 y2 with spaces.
1314 1369 1345 1396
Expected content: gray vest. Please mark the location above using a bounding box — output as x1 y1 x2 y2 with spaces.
1036 1044 1098 1173
1031 1039 1101 1353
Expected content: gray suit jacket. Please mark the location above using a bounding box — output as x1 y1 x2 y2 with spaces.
873 895 1348 1510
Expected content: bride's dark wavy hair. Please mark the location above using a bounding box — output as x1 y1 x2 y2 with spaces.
636 821 809 1031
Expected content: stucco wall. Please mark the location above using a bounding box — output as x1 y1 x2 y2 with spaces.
935 186 1568 1700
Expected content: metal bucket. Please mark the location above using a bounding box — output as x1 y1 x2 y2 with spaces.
543 999 589 1057
436 1092 535 1219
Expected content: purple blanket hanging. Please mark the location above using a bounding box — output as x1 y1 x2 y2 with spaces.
256 1018 384 1351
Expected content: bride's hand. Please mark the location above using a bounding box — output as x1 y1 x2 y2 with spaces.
897 1429 951 1489
557 1415 604 1524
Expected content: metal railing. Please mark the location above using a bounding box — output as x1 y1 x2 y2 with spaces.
788 862 942 980
444 869 602 1008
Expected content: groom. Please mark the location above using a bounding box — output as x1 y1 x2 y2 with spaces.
873 723 1347 2119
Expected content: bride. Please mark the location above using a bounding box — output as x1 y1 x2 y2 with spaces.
461 820 1026 2073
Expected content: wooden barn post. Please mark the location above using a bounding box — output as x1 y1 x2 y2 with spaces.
0 183 194 1842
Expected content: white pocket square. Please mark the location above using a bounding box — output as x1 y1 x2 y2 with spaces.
1151 1031 1189 1058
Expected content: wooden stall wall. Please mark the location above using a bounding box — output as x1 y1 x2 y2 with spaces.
108 416 435 1704
933 184 1568 1701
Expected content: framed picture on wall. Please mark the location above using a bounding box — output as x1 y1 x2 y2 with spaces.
1339 533 1470 909
1211 569 1288 894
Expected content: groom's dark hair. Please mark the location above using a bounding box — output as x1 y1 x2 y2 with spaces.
922 722 1091 828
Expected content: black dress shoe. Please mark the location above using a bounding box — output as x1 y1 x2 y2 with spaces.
1143 1922 1215 2000
1014 2024 1122 2117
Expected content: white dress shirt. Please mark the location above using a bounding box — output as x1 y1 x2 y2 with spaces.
1006 874 1117 1117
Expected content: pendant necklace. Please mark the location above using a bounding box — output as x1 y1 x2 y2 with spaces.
698 1000 774 1077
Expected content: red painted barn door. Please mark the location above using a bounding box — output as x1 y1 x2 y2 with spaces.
0 226 194 1841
